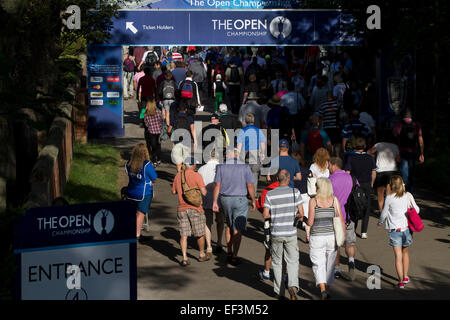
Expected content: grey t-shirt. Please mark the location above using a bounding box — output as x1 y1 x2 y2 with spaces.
214 159 254 196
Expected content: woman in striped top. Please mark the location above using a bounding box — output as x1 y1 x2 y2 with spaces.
307 177 346 299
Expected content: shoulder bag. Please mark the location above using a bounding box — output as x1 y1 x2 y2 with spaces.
406 192 424 232
181 169 203 207
333 197 346 247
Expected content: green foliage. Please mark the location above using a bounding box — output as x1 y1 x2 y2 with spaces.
0 0 127 132
0 206 26 300
64 143 121 205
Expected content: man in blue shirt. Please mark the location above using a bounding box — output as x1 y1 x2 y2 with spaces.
236 113 267 193
267 139 302 188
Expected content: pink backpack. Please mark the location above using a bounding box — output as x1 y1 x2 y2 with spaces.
406 193 424 232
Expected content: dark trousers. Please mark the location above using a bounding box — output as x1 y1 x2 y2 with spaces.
228 85 241 115
399 154 417 192
145 130 161 163
354 182 373 234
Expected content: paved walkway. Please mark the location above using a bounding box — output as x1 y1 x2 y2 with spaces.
97 96 450 300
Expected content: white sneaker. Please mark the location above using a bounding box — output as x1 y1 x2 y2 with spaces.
361 233 368 239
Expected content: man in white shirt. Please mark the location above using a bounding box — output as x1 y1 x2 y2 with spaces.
367 132 401 212
198 151 225 257
333 73 347 106
282 82 306 116
238 93 266 129
139 46 160 70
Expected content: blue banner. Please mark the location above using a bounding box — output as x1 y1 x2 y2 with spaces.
107 9 359 46
125 0 303 10
87 45 124 138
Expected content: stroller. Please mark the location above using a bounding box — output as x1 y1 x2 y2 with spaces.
121 186 150 232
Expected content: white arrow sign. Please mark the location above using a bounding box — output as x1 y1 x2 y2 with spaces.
126 22 138 34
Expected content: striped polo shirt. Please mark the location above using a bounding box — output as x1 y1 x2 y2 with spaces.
318 99 339 129
264 186 303 238
310 199 336 236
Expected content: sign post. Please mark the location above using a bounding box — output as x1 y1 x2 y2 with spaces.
14 201 137 300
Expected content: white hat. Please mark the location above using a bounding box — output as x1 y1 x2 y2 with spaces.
216 74 222 80
219 103 228 113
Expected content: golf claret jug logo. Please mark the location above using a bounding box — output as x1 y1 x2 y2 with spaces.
93 209 115 235
270 16 292 40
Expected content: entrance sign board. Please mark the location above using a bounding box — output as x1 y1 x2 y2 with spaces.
14 201 137 300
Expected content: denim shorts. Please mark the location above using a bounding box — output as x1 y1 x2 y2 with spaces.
134 192 153 214
389 228 413 247
220 196 249 232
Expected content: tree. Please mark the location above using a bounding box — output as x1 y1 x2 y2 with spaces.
0 0 128 209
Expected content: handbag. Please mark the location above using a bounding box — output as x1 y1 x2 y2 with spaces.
180 168 203 207
333 197 346 247
406 192 424 232
307 174 317 197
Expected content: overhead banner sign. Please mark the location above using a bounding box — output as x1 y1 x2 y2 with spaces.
117 0 303 10
14 201 137 300
107 10 359 46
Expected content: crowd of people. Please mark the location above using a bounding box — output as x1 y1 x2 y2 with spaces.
122 45 425 299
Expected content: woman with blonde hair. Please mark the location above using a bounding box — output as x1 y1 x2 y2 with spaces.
310 147 330 178
307 177 346 299
125 143 158 239
378 175 420 288
143 98 163 166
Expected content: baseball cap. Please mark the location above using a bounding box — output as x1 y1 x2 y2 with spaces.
279 139 290 148
219 103 228 113
183 157 199 167
211 112 221 120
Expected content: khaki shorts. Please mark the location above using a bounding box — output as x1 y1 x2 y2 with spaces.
177 209 206 238
204 209 225 227
171 143 191 165
345 221 357 247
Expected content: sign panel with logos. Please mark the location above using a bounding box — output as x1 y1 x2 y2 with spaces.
14 201 137 300
87 45 124 138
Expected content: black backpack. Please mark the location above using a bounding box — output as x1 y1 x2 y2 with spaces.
342 83 354 111
399 121 417 149
229 66 240 83
161 80 176 100
215 80 225 93
344 176 369 224
174 113 191 132
145 51 158 66
278 106 292 139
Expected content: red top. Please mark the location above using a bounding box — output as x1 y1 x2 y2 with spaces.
256 182 280 213
133 46 147 65
137 75 156 98
172 169 206 213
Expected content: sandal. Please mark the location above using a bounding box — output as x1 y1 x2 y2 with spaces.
181 259 190 267
198 255 210 262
